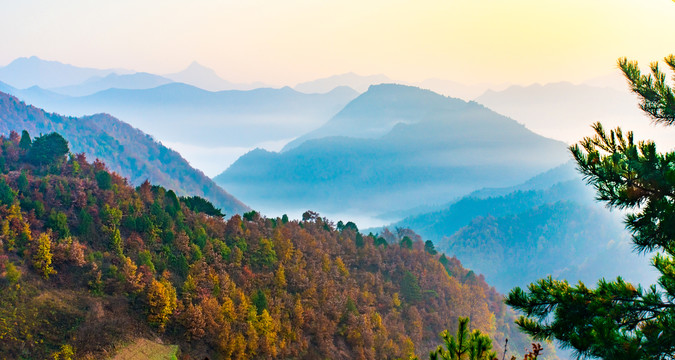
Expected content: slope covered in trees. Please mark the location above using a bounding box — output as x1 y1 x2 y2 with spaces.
0 130 551 359
443 200 652 291
387 171 588 243
386 172 654 293
0 91 248 215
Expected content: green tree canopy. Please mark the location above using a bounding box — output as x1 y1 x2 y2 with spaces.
429 317 496 360
401 270 422 304
0 178 16 206
425 240 438 255
19 130 31 150
506 55 675 359
252 289 268 315
29 132 69 165
400 236 413 249
179 195 225 217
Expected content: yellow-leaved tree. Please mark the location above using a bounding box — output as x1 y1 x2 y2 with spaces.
146 278 177 331
33 232 55 279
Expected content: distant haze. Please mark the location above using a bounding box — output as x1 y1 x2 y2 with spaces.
3 1 675 88
474 82 675 151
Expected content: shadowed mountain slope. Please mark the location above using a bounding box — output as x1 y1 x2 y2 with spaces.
0 91 248 215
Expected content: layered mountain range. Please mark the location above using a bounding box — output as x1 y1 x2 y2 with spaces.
215 84 571 218
0 57 360 175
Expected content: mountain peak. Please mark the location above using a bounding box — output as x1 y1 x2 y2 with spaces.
366 82 431 93
176 61 218 76
8 56 53 67
164 62 234 91
358 83 463 106
281 84 474 151
218 81 569 216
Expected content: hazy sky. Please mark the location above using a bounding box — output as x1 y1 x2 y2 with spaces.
3 0 675 87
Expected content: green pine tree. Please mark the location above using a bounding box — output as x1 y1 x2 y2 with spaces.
425 240 438 255
429 317 496 360
252 289 268 315
19 130 31 150
28 132 69 166
401 270 422 304
506 55 675 359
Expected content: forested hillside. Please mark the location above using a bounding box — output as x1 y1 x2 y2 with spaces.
388 173 655 293
388 179 591 242
443 200 648 290
0 130 550 359
0 91 248 215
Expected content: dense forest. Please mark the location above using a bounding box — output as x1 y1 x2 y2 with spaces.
0 130 550 359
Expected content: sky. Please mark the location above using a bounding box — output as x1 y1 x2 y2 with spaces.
3 0 675 87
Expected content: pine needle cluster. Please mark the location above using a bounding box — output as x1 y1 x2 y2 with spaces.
506 55 675 359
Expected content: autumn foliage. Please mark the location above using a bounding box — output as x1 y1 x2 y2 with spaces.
0 130 537 359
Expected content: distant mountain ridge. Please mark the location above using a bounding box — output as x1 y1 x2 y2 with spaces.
293 73 507 101
0 56 132 89
0 91 248 215
0 57 266 93
48 72 173 96
294 72 391 93
215 84 570 217
283 83 466 151
164 61 268 91
38 82 359 148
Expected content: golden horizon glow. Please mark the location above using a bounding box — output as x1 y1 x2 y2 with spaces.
2 0 675 87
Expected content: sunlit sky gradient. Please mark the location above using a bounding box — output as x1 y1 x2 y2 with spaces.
3 0 675 87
